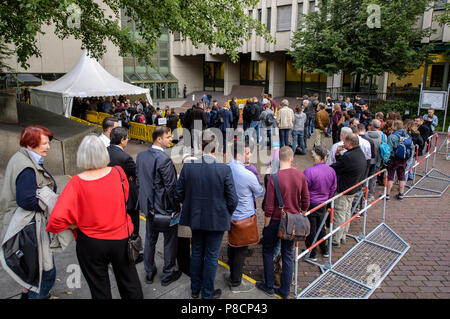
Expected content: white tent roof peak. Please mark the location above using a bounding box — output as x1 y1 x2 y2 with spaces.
32 50 151 102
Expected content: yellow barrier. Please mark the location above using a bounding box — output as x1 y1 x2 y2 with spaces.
146 125 157 142
129 122 148 141
70 116 95 126
85 111 99 123
97 112 112 126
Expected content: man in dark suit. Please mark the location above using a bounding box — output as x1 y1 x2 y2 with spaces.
190 102 208 155
175 130 238 299
136 126 182 286
107 127 143 264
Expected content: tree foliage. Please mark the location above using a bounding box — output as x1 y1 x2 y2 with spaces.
434 3 450 26
0 0 272 70
288 0 434 78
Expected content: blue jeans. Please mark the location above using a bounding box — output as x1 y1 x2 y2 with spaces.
190 230 224 299
291 130 306 154
248 120 261 143
307 115 315 137
260 126 272 149
28 266 56 299
327 115 333 136
279 129 291 148
262 220 294 297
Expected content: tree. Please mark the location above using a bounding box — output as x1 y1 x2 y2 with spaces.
0 0 272 70
288 0 434 87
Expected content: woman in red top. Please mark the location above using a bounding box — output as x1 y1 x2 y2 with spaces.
46 134 143 299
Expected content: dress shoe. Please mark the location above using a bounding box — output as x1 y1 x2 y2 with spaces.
191 290 200 299
202 289 221 299
146 270 157 284
161 270 182 286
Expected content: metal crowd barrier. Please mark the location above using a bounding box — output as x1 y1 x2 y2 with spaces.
403 133 450 198
294 169 410 299
437 126 450 160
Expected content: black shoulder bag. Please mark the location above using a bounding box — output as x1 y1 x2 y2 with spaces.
273 173 310 241
114 166 143 263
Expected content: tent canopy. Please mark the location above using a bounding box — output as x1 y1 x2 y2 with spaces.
30 50 152 117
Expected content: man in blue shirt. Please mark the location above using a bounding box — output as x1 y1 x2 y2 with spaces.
226 140 264 292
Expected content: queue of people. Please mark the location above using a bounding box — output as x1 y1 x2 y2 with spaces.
0 94 438 300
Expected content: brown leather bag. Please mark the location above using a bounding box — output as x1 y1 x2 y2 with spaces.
228 214 259 247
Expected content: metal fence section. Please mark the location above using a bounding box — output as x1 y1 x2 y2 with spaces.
438 126 450 160
403 133 450 198
294 170 410 299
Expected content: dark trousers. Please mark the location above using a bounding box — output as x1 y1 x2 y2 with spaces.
305 203 328 258
75 230 143 299
262 220 293 297
177 237 191 277
190 230 224 299
227 245 248 285
144 219 178 281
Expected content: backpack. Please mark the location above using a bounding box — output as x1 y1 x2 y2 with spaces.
379 134 391 164
264 112 275 127
393 132 413 160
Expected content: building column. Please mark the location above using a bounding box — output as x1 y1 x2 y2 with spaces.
269 54 286 98
377 72 389 100
224 59 240 96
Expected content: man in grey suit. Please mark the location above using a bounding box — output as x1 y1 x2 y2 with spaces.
175 130 238 299
136 126 181 286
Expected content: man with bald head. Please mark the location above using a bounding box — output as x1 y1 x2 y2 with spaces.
326 126 353 166
330 133 367 246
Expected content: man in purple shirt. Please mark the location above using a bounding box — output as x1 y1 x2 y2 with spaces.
303 146 337 261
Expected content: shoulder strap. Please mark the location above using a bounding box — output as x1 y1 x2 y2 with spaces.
272 173 284 208
113 166 130 238
150 151 164 210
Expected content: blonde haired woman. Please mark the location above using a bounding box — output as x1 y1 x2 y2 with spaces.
46 134 143 299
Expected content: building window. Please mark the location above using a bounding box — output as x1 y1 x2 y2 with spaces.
173 31 181 41
426 64 445 88
267 7 272 32
277 5 292 32
298 2 304 29
309 1 316 13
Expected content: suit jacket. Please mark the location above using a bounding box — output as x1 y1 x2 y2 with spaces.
136 147 179 217
107 145 139 212
175 155 238 232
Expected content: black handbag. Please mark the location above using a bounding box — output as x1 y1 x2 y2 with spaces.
114 166 143 263
273 173 310 242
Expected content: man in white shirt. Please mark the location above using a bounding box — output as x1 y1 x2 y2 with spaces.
99 117 119 147
326 127 353 166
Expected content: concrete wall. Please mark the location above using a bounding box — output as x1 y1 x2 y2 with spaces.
170 55 204 94
0 93 18 124
0 102 97 176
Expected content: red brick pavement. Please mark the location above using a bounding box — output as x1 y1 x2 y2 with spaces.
216 133 450 299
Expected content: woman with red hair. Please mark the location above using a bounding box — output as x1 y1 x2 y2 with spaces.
0 125 57 299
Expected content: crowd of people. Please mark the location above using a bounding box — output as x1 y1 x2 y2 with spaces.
0 92 440 300
72 95 180 132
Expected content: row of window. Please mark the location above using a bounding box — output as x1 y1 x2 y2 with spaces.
173 1 317 40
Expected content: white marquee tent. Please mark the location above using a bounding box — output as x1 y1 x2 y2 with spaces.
30 50 152 118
